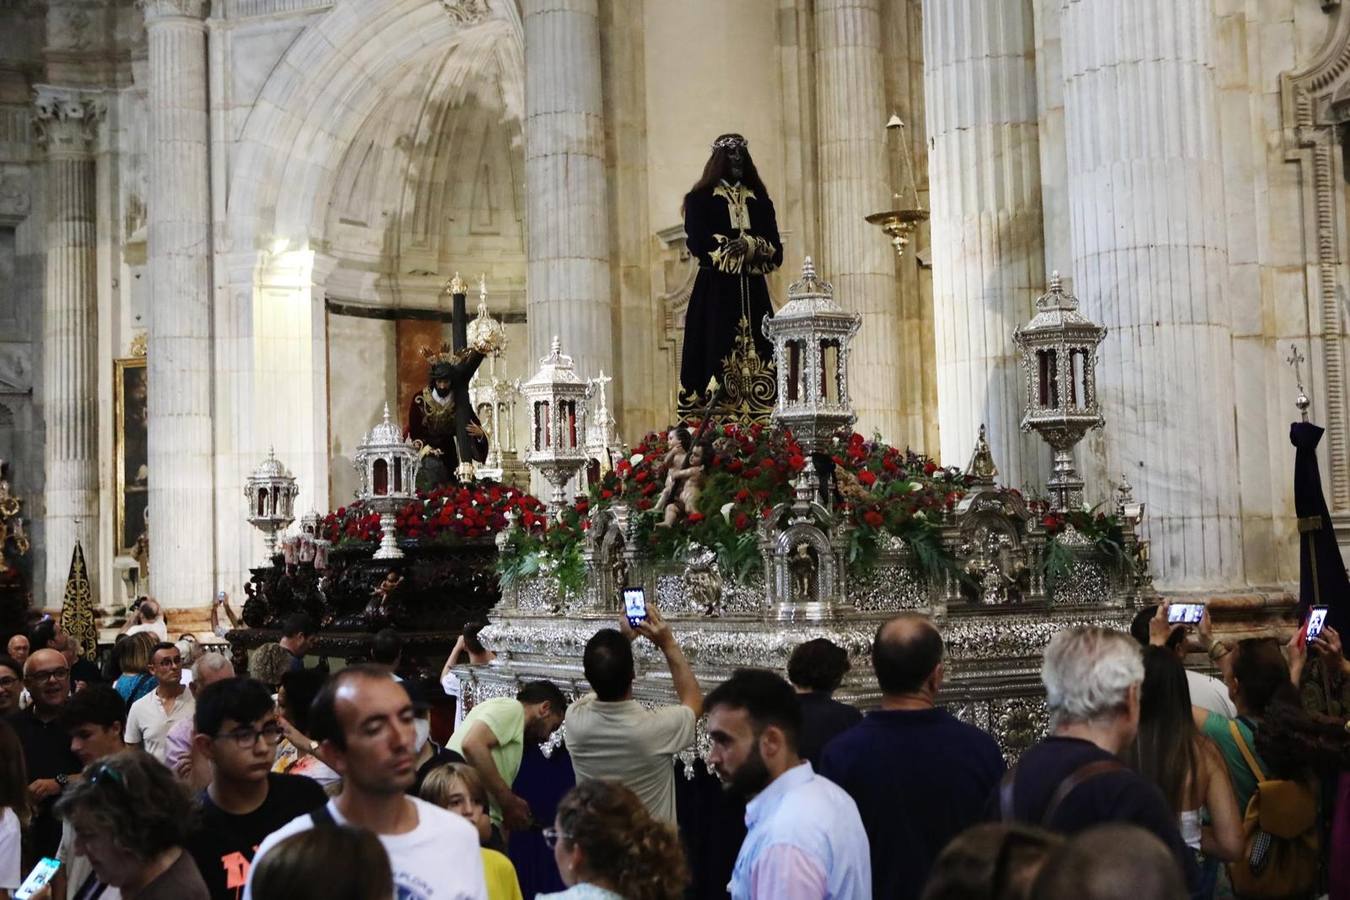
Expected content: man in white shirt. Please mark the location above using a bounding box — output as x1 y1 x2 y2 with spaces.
123 597 169 640
245 665 487 900
125 641 195 763
565 605 701 823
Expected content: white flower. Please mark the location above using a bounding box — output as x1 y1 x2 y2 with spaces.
910 482 925 492
630 453 645 466
720 501 736 523
914 511 927 521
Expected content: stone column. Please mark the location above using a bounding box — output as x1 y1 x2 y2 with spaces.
142 0 215 606
815 0 901 442
1062 0 1242 588
34 86 103 609
923 0 1046 483
523 0 613 383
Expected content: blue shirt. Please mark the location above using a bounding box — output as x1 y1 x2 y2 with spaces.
729 761 871 900
819 707 1006 900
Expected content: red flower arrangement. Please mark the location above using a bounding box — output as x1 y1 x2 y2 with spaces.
323 481 546 547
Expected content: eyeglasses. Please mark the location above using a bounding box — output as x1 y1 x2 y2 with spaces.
214 722 285 749
0 675 18 688
541 827 569 849
155 657 183 668
26 667 70 683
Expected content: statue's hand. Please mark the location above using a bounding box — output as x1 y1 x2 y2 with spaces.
467 423 487 439
726 236 749 256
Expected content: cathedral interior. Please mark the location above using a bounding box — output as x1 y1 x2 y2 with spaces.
0 0 1347 634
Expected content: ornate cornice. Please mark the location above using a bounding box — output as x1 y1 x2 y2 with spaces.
136 0 209 23
440 0 490 25
31 85 105 157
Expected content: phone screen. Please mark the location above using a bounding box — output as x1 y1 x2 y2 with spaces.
1167 603 1205 625
15 857 61 900
1307 606 1329 642
622 587 647 627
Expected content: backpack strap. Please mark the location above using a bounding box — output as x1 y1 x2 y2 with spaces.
310 802 337 828
999 758 1126 826
1042 760 1126 825
1227 719 1267 783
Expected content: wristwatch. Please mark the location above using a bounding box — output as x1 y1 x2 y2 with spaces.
54 773 69 790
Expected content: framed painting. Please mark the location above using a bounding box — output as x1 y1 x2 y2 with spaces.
114 356 148 556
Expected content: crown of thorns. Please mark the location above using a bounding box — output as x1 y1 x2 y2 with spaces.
712 134 747 151
420 343 456 366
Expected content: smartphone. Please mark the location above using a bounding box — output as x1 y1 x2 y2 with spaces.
622 587 647 628
215 590 226 605
1307 605 1330 642
15 857 61 900
1167 602 1205 626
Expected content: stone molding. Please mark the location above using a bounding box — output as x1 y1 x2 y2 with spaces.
137 0 209 23
31 86 104 157
1281 4 1350 510
440 0 489 25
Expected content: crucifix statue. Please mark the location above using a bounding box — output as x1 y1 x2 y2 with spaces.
408 273 490 488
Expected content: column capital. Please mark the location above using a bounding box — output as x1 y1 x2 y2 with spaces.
32 86 105 158
137 0 210 24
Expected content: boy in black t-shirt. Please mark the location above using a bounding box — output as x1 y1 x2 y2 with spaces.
185 678 326 900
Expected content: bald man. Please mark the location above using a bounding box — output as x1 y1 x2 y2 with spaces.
819 614 1006 900
11 648 83 858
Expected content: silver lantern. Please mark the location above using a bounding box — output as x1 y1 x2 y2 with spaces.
521 336 589 511
1013 271 1107 512
763 257 862 455
353 403 421 559
244 449 298 565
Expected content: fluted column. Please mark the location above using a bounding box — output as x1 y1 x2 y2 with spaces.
523 0 613 382
34 86 103 609
815 0 900 442
1062 0 1241 588
142 0 215 606
924 0 1046 482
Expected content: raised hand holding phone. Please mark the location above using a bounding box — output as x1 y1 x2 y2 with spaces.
15 858 60 900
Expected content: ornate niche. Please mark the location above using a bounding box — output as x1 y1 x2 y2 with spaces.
1282 3 1350 513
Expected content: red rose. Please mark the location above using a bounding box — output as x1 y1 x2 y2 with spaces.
637 498 653 510
923 461 938 475
734 512 750 531
735 489 751 502
863 510 884 528
728 459 744 474
617 460 632 476
601 489 613 499
635 470 649 483
687 512 704 523
1042 515 1059 529
857 470 877 487
575 499 589 513
642 482 658 496
787 454 806 472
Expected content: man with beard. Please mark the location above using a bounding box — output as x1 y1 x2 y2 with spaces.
705 668 870 900
243 666 486 900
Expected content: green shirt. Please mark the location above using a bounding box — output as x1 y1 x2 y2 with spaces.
1200 711 1266 814
447 697 525 823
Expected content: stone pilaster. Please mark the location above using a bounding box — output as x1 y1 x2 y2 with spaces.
815 0 901 442
141 0 215 606
34 85 103 610
1062 0 1242 588
924 0 1046 483
523 0 613 383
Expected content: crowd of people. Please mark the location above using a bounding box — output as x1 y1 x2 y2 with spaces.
0 597 1343 900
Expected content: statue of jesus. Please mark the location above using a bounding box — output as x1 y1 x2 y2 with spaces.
678 133 783 425
409 276 489 488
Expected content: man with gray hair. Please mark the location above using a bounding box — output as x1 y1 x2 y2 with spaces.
993 626 1197 892
165 651 237 788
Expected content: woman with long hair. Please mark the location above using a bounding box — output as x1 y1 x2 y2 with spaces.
677 133 782 424
0 719 31 896
1127 647 1244 897
540 779 688 900
249 826 392 900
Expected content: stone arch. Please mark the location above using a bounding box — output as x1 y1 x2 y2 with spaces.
225 0 525 264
